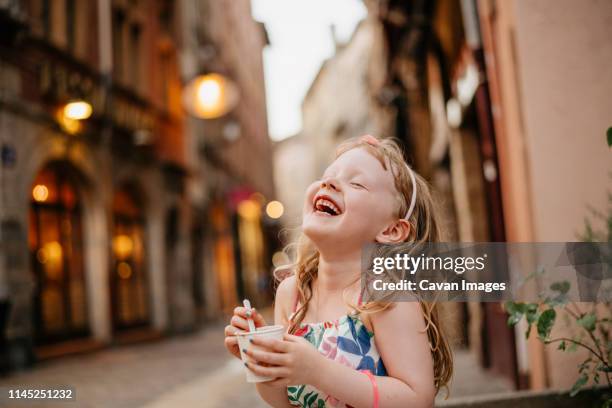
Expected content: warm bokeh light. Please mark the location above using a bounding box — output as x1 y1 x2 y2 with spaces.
237 199 260 221
56 110 83 134
265 200 284 219
183 73 239 119
197 78 222 108
45 241 63 263
37 241 63 278
63 101 92 120
112 235 134 260
117 262 132 279
32 184 49 202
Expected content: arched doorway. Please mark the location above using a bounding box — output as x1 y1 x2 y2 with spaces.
110 185 150 331
29 161 90 345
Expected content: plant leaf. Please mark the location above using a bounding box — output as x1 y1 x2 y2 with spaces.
577 313 597 332
597 364 612 373
537 309 556 341
607 127 612 148
569 373 588 397
551 281 570 295
506 302 526 326
525 303 539 325
558 340 566 351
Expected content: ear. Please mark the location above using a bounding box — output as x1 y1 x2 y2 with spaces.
375 219 411 243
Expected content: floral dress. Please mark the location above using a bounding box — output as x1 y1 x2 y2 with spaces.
286 309 387 407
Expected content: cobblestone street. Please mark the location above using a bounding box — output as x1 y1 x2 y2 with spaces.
0 321 267 408
0 314 512 408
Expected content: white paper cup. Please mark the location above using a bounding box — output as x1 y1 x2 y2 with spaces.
236 325 285 383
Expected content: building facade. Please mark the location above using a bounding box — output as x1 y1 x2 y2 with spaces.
275 0 612 395
373 0 612 392
0 0 275 373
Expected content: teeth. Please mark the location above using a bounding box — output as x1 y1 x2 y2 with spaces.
315 198 340 215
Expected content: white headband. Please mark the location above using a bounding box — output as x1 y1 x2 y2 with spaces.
404 164 417 220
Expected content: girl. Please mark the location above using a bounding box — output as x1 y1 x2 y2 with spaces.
224 135 452 407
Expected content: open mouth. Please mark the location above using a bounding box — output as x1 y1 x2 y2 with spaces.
313 194 342 216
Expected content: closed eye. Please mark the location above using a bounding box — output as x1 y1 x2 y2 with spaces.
350 182 367 189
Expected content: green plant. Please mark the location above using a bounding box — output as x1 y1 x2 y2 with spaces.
505 282 611 397
505 131 612 403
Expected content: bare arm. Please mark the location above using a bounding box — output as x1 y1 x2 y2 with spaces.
304 302 436 408
254 276 296 408
247 301 437 407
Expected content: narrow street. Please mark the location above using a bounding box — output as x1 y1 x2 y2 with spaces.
0 317 512 408
0 321 267 408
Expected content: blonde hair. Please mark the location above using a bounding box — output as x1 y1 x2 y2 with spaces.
275 135 453 394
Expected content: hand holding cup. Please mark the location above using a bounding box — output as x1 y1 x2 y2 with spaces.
224 303 267 359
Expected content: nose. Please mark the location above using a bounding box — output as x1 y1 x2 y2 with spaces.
320 177 340 191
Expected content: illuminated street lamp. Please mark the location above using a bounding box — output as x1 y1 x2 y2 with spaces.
182 73 240 119
63 100 92 120
56 99 93 135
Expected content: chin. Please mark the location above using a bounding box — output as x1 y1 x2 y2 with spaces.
302 212 370 251
302 212 343 244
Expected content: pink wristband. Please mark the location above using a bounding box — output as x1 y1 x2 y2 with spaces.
359 369 379 408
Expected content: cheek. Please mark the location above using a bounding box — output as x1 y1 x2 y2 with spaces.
346 192 395 225
302 182 318 209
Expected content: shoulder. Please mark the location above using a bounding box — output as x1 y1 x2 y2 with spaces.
276 274 297 302
370 301 427 333
274 275 298 326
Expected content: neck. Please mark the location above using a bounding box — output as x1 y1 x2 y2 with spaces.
316 249 362 293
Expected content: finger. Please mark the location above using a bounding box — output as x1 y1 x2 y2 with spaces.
250 337 291 353
225 325 239 336
233 306 249 317
231 315 249 330
225 324 245 336
234 306 267 326
249 308 267 327
224 336 237 347
244 347 289 366
245 361 288 379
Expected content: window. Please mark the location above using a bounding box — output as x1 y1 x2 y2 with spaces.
29 162 90 345
111 186 150 330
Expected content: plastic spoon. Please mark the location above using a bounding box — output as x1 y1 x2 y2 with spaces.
243 299 256 332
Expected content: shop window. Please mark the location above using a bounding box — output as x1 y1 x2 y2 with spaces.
29 162 89 345
110 185 150 330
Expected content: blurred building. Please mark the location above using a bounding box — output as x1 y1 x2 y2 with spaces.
273 17 392 245
179 0 276 314
274 0 612 396
373 0 612 392
0 0 274 373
